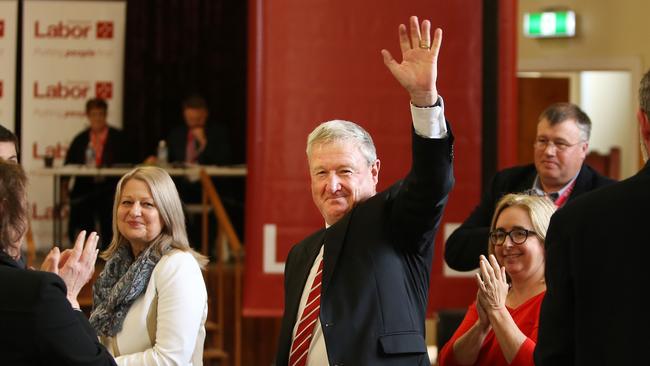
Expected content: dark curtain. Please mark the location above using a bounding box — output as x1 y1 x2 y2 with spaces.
122 0 247 164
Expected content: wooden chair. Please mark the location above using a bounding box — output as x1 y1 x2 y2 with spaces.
585 146 621 180
435 308 467 353
199 169 243 366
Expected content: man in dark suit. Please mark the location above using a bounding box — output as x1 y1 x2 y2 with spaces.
275 16 454 365
444 102 615 271
164 94 240 249
63 98 129 249
166 94 232 166
534 69 650 365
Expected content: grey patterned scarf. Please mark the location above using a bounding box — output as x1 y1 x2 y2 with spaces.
89 243 162 337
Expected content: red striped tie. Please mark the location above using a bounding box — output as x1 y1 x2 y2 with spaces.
289 258 324 366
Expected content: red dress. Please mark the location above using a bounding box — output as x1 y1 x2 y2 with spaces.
438 291 545 366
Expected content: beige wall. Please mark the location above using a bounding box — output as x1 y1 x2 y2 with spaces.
519 0 649 69
580 71 635 178
518 0 647 178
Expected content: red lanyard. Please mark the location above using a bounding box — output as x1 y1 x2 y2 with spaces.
186 131 197 163
90 128 108 166
554 180 576 208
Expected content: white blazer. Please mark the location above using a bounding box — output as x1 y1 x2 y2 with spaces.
101 250 208 366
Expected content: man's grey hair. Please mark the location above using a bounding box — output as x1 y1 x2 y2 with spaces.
539 102 592 142
306 120 377 165
639 69 650 117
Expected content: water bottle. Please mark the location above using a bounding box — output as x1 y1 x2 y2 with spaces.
157 140 168 166
85 144 96 168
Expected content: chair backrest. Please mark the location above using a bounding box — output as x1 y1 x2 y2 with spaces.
436 308 467 351
585 146 621 180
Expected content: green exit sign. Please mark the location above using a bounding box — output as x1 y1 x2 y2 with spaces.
524 11 576 38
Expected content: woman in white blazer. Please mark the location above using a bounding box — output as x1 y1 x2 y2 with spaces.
90 166 209 366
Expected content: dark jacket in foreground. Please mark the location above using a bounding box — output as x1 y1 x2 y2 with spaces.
0 253 115 366
535 161 650 366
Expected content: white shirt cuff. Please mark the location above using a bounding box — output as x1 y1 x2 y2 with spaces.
410 96 448 139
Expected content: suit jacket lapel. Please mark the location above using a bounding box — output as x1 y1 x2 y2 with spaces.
285 230 325 325
322 212 352 297
570 164 594 200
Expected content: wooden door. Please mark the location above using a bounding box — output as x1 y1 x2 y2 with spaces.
517 77 570 165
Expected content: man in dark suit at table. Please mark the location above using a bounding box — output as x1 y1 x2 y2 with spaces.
63 98 129 249
165 94 241 249
444 102 615 271
275 16 454 366
534 69 650 365
167 93 232 167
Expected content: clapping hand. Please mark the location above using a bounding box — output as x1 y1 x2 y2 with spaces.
381 16 442 107
41 230 100 309
475 290 491 331
475 254 509 313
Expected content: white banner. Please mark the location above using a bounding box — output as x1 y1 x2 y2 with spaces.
22 0 126 248
0 0 17 131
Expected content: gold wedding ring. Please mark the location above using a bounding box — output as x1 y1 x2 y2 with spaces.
419 40 429 49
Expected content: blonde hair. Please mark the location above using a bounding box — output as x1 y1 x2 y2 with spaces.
488 193 556 257
101 166 208 268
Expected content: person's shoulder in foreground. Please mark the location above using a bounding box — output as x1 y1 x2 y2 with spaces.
0 249 115 365
535 68 650 366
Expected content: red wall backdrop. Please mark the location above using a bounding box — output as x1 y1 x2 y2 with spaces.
244 0 517 317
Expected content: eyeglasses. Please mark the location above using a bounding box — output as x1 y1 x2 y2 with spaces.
489 228 537 246
533 138 584 152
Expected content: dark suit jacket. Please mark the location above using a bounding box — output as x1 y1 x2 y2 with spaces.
276 129 455 365
534 162 650 366
0 253 115 366
444 163 615 271
167 123 232 165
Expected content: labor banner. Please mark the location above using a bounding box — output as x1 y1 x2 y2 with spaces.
22 0 125 249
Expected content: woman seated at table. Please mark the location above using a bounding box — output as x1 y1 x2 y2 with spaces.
89 166 209 365
438 193 555 366
0 159 115 365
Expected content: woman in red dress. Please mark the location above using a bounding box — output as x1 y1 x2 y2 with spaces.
438 193 555 366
